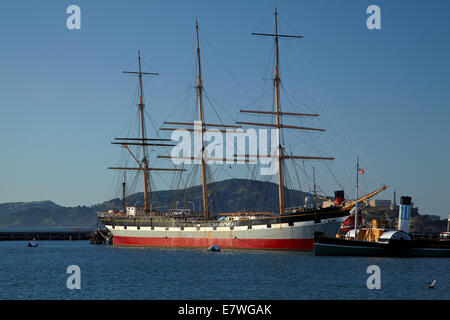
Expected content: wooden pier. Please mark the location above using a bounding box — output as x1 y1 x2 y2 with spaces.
0 229 95 241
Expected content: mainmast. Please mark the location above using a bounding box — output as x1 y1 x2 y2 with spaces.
196 19 210 220
157 21 245 219
237 5 334 215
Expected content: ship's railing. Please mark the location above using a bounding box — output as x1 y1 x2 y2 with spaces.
97 210 276 221
440 232 450 240
97 211 125 218
410 232 443 241
217 212 274 221
97 210 208 219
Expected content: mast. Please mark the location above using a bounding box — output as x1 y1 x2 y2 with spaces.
157 22 241 218
122 173 126 214
273 5 285 215
196 19 209 220
237 5 337 216
111 52 185 215
313 166 318 209
354 156 360 240
136 50 152 213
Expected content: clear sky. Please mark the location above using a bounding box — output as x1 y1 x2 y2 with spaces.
1 0 449 218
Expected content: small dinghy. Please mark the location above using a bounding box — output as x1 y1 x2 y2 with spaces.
429 280 436 289
28 238 38 247
206 245 220 252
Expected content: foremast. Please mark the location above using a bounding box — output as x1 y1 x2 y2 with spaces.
109 51 184 214
137 50 151 213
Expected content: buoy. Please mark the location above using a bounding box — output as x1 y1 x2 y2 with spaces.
207 245 220 252
428 280 436 289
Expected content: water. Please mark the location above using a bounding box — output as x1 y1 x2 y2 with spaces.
0 241 449 300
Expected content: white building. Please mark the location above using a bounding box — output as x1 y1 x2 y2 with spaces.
126 206 145 216
369 199 391 208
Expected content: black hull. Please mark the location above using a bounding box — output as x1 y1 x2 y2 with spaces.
314 237 450 257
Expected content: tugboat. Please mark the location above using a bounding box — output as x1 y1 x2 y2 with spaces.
314 191 450 257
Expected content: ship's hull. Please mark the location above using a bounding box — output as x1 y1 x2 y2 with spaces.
100 211 349 250
314 236 450 257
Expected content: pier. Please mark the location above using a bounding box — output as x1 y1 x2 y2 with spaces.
0 229 95 241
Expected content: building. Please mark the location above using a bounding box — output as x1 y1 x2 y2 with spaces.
439 215 450 240
126 206 145 216
390 190 397 210
368 199 391 208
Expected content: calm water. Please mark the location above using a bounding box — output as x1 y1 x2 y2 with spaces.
0 240 449 300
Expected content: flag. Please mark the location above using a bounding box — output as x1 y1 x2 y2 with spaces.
358 168 365 174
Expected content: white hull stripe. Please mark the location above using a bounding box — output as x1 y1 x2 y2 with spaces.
104 216 346 233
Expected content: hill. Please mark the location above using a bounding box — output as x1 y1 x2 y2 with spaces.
361 206 448 234
93 179 312 213
0 179 447 233
0 179 311 228
0 201 62 217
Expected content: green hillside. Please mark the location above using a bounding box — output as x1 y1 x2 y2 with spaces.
0 179 447 233
0 179 310 228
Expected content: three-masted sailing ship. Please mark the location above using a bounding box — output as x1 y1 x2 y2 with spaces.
98 8 387 250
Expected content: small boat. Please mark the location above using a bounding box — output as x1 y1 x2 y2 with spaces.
28 238 38 247
206 245 220 252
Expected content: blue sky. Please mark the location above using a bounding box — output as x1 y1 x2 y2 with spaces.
0 0 449 218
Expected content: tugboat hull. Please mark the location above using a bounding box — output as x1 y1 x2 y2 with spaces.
314 237 450 257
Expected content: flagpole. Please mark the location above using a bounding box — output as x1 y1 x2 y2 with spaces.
355 156 359 240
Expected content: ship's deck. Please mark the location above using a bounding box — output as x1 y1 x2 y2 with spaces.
98 206 350 228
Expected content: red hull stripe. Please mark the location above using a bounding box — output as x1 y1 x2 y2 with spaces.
113 236 314 250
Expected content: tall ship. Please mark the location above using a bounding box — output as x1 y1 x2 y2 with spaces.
98 7 387 250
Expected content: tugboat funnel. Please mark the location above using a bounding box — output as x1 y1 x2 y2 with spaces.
398 196 412 233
